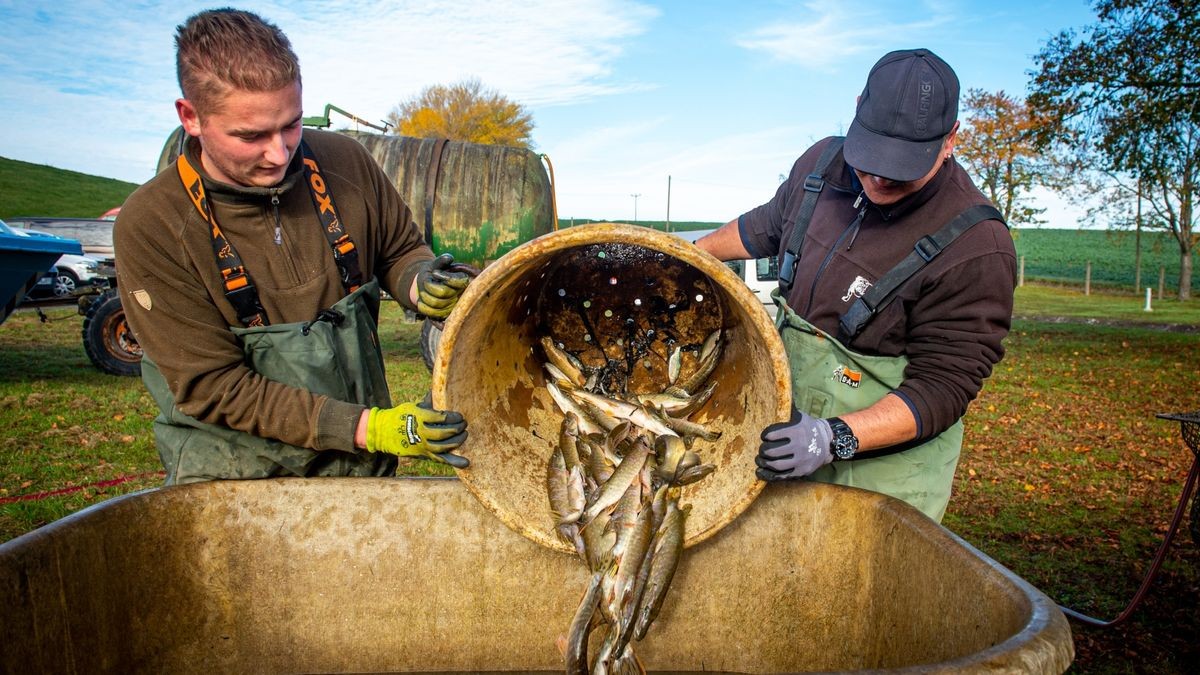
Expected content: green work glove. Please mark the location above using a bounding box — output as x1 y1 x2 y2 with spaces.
366 398 469 468
416 253 472 319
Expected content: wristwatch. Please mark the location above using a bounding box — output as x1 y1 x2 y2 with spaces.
827 417 859 460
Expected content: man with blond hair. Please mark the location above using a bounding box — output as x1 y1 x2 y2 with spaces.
116 8 472 484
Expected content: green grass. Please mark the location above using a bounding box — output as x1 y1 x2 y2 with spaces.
1012 227 1195 294
0 156 138 220
1015 284 1200 326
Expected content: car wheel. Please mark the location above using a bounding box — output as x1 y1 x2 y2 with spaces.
54 270 78 297
82 290 142 376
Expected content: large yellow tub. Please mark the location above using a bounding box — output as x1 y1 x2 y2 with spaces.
0 478 1072 673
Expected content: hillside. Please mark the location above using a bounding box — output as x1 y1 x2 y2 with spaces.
0 156 139 220
3 157 1191 295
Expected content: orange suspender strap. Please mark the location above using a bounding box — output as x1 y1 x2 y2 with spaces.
176 153 268 327
175 144 366 328
300 141 363 293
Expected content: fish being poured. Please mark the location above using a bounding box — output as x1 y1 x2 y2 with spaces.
540 329 722 674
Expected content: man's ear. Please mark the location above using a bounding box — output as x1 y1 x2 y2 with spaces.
176 98 202 137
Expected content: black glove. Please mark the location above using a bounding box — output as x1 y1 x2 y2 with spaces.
755 408 833 481
415 254 471 320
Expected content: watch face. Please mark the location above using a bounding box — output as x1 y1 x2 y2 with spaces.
830 419 858 460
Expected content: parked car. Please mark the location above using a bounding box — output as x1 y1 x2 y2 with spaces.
4 217 115 257
23 252 104 300
4 217 137 375
672 228 778 318
26 266 60 300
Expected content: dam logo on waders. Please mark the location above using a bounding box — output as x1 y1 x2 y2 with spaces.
833 365 862 388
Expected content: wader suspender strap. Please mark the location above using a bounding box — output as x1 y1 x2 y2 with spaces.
176 153 269 327
778 137 845 291
837 204 1006 342
176 142 363 327
300 142 364 294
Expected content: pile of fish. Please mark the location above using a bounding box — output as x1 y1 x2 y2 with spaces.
542 331 723 674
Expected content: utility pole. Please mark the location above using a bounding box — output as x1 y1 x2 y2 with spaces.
631 193 641 223
666 176 672 232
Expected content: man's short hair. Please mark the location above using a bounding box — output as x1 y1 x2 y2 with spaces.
175 8 301 116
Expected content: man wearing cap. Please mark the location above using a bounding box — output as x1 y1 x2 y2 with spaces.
696 48 1015 521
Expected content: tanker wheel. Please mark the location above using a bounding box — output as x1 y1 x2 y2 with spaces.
82 290 142 376
419 318 442 372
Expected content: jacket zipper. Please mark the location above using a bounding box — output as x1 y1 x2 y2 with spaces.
802 201 867 317
270 191 282 245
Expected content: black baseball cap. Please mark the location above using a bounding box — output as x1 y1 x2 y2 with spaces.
844 48 959 182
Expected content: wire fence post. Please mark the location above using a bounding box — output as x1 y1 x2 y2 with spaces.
1085 261 1092 296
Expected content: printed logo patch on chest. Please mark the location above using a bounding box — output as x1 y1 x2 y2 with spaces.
842 275 872 302
833 364 862 388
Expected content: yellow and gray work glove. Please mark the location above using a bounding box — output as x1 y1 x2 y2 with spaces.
416 253 472 320
366 398 469 468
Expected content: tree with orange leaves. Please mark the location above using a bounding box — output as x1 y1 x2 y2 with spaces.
955 89 1053 227
388 79 535 150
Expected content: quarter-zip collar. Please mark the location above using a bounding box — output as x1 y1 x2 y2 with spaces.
181 135 304 206
846 156 955 222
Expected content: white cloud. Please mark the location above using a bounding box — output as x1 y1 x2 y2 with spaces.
0 0 660 183
735 1 956 68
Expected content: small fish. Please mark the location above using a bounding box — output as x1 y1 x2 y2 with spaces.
542 335 587 387
667 345 682 384
649 404 722 444
632 390 691 414
566 386 678 439
633 502 688 641
567 464 587 522
547 380 605 436
664 379 717 419
585 438 615 483
669 335 721 397
653 435 689 484
566 571 603 674
583 438 650 523
675 462 716 486
700 328 722 362
583 507 615 571
559 413 582 471
612 500 656 652
547 447 583 525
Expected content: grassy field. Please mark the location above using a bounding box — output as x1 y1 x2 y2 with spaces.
1 285 1198 673
0 156 138 220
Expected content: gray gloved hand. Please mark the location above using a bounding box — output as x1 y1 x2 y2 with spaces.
416 253 471 320
755 408 834 481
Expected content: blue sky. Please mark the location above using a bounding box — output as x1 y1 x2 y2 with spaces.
0 0 1099 224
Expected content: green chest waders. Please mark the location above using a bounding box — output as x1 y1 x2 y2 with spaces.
773 290 963 521
142 280 397 484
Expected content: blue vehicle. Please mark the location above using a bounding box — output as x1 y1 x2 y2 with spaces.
0 218 82 326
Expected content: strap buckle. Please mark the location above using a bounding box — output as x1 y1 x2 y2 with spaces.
915 236 941 262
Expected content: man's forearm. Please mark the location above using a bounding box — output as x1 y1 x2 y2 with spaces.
839 393 918 453
694 218 751 261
